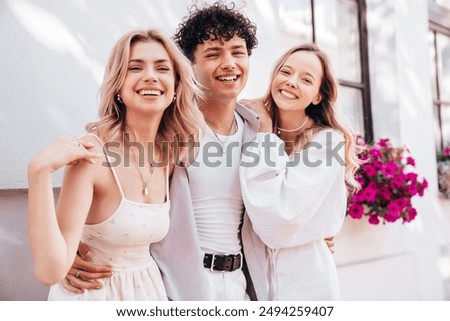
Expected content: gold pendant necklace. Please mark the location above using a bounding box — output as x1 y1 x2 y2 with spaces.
132 148 154 196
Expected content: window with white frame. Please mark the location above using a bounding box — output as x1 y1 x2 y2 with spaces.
429 0 450 151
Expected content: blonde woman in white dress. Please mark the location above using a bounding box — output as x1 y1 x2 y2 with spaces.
240 43 360 300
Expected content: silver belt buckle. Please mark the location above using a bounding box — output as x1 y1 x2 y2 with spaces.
210 254 219 272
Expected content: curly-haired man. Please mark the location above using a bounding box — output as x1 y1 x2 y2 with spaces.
62 1 268 301
150 2 267 300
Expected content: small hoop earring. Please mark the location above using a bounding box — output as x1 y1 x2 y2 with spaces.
117 94 123 104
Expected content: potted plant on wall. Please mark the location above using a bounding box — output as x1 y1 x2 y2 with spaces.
437 147 450 198
347 137 428 225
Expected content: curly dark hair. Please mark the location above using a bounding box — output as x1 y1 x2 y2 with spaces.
174 1 258 62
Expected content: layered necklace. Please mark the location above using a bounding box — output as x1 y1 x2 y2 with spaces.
277 116 309 135
131 147 154 196
204 116 237 155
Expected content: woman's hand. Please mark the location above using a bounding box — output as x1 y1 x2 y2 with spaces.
28 137 101 175
239 98 273 133
324 236 335 254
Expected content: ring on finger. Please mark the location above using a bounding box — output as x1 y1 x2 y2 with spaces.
75 269 82 278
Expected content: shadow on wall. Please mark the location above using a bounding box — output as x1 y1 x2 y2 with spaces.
0 189 50 300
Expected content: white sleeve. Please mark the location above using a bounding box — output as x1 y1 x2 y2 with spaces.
240 130 347 249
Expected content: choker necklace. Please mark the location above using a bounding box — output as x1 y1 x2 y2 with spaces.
277 116 309 135
132 148 154 196
204 116 237 155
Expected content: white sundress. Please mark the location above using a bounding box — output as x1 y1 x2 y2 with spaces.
48 135 170 300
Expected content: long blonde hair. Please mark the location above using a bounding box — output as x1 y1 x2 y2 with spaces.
264 43 360 191
86 28 203 156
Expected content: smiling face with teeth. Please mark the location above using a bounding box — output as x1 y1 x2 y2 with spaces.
192 35 249 105
271 50 323 115
119 40 175 116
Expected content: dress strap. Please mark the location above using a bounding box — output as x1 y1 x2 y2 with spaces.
165 164 170 202
80 133 125 198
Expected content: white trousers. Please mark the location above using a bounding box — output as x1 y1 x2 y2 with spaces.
201 256 249 301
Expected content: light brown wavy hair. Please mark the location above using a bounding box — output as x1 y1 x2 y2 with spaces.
86 28 203 158
263 43 360 192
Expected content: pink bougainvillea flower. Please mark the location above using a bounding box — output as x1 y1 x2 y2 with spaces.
361 181 378 202
359 153 369 161
394 198 409 211
363 164 378 177
384 212 399 222
349 203 364 219
371 160 383 170
352 191 365 203
381 161 397 176
403 207 417 223
368 215 380 225
370 148 382 158
418 179 428 196
393 173 405 188
406 156 416 166
406 172 418 184
379 188 391 201
387 201 401 217
406 184 418 196
346 137 427 224
378 138 390 148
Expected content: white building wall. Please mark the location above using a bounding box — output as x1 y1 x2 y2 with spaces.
393 0 447 299
0 0 448 300
334 0 448 300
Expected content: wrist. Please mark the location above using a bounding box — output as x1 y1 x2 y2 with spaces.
28 155 54 176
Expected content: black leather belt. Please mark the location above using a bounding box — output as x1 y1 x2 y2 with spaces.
203 253 242 272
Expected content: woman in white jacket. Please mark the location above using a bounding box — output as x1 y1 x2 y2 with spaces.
240 43 360 300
